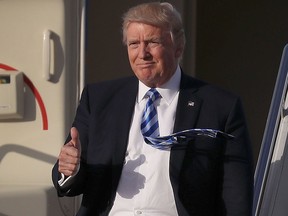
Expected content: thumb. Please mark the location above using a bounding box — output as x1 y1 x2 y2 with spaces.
70 127 81 150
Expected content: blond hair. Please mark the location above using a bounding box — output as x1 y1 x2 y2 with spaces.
122 2 185 50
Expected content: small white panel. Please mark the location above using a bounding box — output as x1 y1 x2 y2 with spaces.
0 70 24 119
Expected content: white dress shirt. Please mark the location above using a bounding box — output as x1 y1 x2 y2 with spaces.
109 66 181 216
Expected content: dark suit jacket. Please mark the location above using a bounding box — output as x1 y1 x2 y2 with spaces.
52 73 253 216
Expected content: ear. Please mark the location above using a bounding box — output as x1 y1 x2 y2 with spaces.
175 44 184 59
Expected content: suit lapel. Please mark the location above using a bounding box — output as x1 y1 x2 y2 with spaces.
110 78 138 165
170 73 203 189
173 85 202 133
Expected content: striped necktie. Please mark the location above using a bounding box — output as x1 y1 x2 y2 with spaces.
143 128 235 150
141 88 160 138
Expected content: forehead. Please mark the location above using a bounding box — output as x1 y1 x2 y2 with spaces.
126 22 170 39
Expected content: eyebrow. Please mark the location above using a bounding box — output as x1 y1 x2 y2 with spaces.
127 36 163 43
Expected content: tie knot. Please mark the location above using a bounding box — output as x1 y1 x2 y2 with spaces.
146 88 160 102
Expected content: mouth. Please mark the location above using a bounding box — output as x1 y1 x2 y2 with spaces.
137 62 155 69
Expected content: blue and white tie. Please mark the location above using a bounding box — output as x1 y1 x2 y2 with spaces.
144 128 235 150
141 88 160 138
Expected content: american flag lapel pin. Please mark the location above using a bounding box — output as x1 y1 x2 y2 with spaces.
187 101 195 107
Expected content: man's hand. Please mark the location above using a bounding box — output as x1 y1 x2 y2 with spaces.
58 127 81 176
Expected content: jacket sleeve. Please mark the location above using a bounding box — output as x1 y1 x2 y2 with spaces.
51 86 90 197
222 97 253 216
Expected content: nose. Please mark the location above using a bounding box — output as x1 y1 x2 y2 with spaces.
138 43 151 59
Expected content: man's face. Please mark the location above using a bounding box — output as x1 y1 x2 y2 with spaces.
126 22 182 87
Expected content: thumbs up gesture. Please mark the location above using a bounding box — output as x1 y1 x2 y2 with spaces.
58 127 81 176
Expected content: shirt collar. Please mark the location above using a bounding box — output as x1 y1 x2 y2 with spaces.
137 65 181 105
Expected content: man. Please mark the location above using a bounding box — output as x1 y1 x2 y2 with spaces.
52 2 253 216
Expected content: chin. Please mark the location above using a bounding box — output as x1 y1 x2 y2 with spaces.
142 78 158 88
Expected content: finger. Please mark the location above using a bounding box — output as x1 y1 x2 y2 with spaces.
70 127 81 150
59 167 77 176
59 148 80 163
70 127 79 147
58 152 80 175
60 143 80 158
58 160 79 174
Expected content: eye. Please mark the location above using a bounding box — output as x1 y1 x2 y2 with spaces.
128 41 139 49
148 39 162 48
